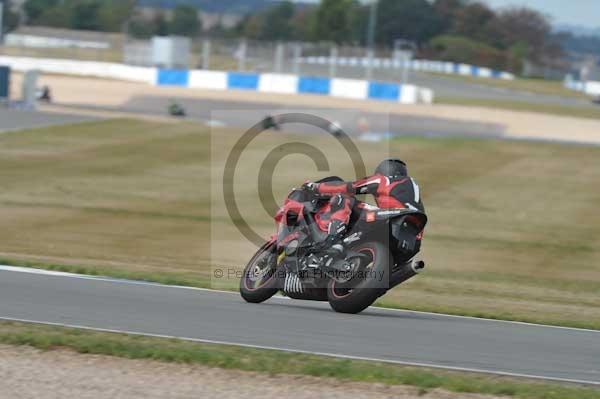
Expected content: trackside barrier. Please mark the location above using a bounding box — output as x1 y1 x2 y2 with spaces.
300 57 515 80
0 56 434 104
564 76 600 97
159 69 433 104
0 56 156 83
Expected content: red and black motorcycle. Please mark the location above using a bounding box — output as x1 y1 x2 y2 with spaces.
240 177 427 314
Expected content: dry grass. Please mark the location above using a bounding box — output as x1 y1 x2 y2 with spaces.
430 73 589 99
1 118 600 328
0 45 123 63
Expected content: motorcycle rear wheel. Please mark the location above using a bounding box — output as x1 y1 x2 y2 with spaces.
327 241 390 314
240 241 280 304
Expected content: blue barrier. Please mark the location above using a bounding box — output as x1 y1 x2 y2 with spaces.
227 72 259 90
471 65 479 77
157 69 189 86
0 66 10 99
368 81 400 101
298 76 331 95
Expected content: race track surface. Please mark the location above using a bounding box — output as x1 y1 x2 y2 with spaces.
64 96 506 139
1 267 598 385
0 108 98 133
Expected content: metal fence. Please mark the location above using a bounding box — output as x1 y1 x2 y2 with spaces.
1 31 417 83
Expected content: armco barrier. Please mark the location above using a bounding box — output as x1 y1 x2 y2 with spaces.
0 56 156 84
564 77 600 97
158 69 432 104
0 56 434 104
301 57 515 80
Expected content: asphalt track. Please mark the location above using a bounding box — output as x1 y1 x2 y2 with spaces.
1 266 599 385
64 96 506 139
0 108 97 133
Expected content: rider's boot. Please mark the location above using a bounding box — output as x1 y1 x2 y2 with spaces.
322 220 347 258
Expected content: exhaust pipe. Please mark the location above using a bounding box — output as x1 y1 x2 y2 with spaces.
389 259 425 289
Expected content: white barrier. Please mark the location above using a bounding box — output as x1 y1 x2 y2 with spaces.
0 56 435 104
300 57 515 80
564 76 600 97
585 81 600 96
258 73 299 95
330 78 368 100
0 56 156 84
189 70 227 90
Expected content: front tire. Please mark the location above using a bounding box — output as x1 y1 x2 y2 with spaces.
240 241 280 304
327 241 390 314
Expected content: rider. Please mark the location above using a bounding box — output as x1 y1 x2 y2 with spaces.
304 158 424 254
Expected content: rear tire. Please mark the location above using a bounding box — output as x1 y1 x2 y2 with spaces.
240 241 280 304
327 241 390 314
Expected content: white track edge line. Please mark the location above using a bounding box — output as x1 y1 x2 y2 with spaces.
0 316 598 387
1 265 598 334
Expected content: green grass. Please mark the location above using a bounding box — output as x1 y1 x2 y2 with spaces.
0 257 211 288
0 45 123 63
430 73 588 99
1 119 600 330
437 97 600 119
1 320 599 399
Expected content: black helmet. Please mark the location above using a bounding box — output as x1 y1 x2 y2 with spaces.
375 158 407 178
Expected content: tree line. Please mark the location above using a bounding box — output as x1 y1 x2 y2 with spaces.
236 0 562 73
4 0 201 37
0 0 576 74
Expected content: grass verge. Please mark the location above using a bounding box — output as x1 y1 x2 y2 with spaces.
436 97 600 120
2 119 600 332
429 73 588 99
0 320 598 399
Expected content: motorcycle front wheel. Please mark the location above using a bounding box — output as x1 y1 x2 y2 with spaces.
327 241 390 314
240 241 281 304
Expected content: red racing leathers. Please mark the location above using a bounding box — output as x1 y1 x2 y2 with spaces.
313 174 424 233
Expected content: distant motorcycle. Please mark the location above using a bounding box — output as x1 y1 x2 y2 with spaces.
168 102 186 117
240 177 427 314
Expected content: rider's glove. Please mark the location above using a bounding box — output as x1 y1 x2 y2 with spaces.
302 182 319 193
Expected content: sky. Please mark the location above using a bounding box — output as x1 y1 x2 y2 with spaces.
297 0 600 30
479 0 600 29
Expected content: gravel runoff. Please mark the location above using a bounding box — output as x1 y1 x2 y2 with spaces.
0 345 501 399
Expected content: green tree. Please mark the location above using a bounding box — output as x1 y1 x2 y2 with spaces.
429 34 509 70
129 16 155 39
97 0 134 32
487 7 552 63
433 0 466 32
34 4 71 28
169 5 201 37
290 6 317 42
376 0 445 46
238 14 262 39
154 12 169 36
313 0 356 44
24 0 59 23
69 0 102 31
451 2 495 43
260 1 294 40
1 0 20 33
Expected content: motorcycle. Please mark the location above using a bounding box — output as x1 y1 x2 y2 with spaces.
240 177 428 314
